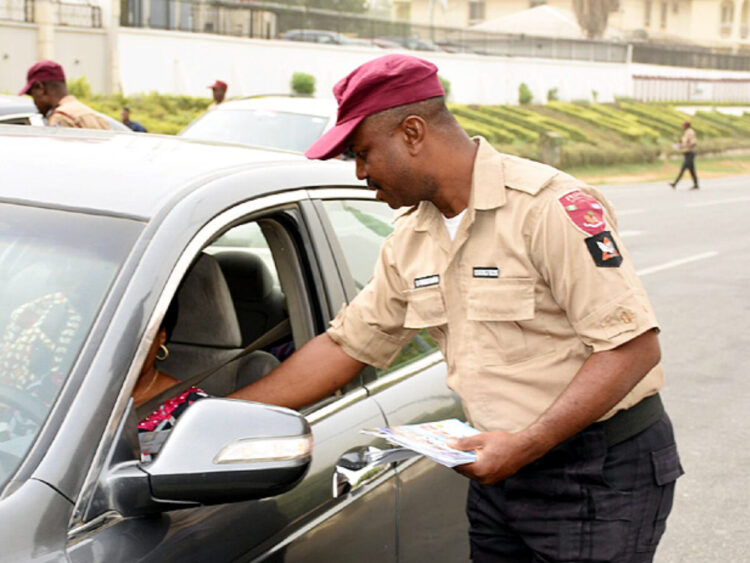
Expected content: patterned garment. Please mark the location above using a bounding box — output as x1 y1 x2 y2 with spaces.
138 386 208 462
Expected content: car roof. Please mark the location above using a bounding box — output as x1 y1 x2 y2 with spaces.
0 94 35 115
211 96 337 118
0 126 357 219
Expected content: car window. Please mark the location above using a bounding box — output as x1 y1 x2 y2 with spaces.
0 204 142 488
320 199 439 376
180 109 330 153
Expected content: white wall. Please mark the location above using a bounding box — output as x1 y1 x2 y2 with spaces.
118 27 632 104
3 21 750 104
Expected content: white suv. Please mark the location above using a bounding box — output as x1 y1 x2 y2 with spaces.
179 95 338 154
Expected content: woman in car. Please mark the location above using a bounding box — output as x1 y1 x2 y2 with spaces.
132 301 208 462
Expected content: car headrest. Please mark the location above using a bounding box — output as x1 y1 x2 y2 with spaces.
170 254 242 348
212 250 277 302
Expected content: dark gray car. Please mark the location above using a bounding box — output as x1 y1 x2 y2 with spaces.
0 126 468 561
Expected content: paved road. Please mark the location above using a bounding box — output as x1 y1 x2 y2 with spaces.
596 175 750 562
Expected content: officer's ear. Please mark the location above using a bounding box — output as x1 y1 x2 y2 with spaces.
399 115 426 156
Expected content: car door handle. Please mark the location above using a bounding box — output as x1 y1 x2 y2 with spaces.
332 446 419 498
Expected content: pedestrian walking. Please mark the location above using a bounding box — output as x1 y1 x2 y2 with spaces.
19 60 110 130
670 120 699 190
230 54 683 562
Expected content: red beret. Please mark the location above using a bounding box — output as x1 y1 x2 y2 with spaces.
305 54 445 160
19 60 66 95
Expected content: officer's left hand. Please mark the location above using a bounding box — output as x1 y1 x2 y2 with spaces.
448 431 542 485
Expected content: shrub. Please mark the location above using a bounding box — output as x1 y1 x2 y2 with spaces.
518 83 533 105
438 75 451 99
547 88 559 102
291 72 315 95
68 76 93 99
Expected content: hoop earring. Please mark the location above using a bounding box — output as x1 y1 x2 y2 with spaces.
156 344 169 361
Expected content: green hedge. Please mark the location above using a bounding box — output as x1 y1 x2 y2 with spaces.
547 102 659 143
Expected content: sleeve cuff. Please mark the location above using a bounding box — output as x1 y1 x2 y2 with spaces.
573 288 660 352
327 305 410 370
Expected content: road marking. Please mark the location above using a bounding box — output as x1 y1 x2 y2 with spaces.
619 230 643 238
637 251 719 277
616 208 645 216
685 196 750 208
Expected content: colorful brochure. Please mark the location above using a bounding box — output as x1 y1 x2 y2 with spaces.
361 418 481 468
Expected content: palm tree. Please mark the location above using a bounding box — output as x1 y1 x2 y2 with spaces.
573 0 619 39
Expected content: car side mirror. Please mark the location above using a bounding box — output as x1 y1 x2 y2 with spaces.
94 398 311 517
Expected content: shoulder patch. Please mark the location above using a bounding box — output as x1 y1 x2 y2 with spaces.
557 189 606 236
585 231 623 267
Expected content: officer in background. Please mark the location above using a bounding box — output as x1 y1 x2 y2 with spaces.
19 60 109 130
208 79 228 109
670 120 699 190
230 54 683 562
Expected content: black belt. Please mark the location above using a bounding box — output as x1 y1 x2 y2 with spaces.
602 393 665 447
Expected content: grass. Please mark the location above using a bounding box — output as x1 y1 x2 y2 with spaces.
567 153 750 185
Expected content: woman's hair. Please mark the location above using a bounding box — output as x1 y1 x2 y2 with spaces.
161 299 180 341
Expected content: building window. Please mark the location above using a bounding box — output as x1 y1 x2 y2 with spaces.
469 1 485 23
660 1 668 27
721 1 734 36
672 2 679 14
644 0 652 26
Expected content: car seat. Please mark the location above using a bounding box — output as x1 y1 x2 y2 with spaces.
155 253 279 395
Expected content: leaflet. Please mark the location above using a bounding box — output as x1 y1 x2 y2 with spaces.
361 418 481 468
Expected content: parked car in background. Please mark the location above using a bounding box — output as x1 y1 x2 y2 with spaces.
0 126 469 562
380 36 444 51
0 94 129 131
178 94 338 154
279 28 374 47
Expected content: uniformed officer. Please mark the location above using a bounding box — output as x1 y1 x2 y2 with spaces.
19 60 110 130
208 79 228 109
230 54 683 562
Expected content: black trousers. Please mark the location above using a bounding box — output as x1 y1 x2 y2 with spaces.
673 151 698 187
467 414 682 563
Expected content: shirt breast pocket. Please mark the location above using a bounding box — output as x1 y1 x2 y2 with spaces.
404 286 447 328
467 278 539 365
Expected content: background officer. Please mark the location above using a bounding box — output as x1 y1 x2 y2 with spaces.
19 60 110 130
230 54 683 562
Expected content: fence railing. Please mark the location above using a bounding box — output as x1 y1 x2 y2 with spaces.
0 0 101 27
0 0 33 23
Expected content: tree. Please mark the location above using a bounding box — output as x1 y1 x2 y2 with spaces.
572 0 619 39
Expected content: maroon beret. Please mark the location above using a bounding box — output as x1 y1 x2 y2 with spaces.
305 54 445 160
19 60 66 95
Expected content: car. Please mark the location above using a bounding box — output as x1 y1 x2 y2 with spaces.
0 125 469 561
279 28 375 47
178 95 339 154
379 36 445 52
0 94 130 131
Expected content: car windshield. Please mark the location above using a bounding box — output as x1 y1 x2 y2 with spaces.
0 204 142 487
180 109 329 153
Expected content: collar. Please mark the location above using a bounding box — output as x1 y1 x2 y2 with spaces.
411 137 558 232
413 137 506 232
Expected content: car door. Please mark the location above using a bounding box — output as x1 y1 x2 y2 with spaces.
311 191 471 562
66 192 399 562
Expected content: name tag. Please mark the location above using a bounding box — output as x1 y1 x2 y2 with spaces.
473 267 499 278
414 274 440 288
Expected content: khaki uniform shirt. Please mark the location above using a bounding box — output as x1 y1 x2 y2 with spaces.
328 138 663 433
681 127 697 151
47 95 110 130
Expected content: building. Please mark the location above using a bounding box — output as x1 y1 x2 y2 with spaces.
406 0 750 51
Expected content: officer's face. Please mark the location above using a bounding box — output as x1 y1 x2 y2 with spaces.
350 116 437 210
29 83 54 115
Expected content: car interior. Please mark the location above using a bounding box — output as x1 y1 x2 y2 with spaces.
153 218 299 399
